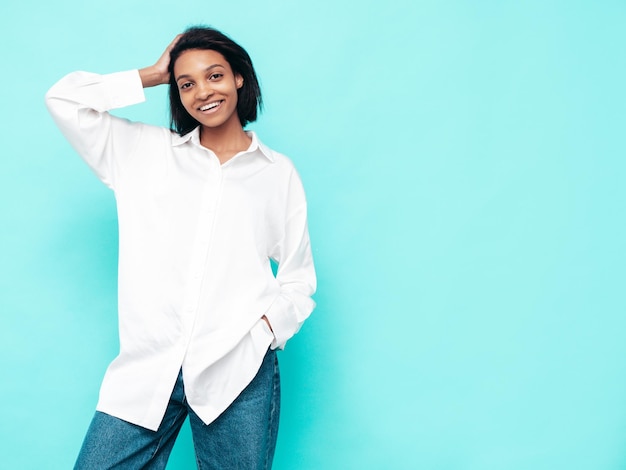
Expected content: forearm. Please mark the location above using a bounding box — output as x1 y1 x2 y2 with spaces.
265 199 317 349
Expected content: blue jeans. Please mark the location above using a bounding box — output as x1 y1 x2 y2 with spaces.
74 349 280 469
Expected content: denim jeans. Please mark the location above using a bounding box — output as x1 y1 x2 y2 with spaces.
74 349 280 469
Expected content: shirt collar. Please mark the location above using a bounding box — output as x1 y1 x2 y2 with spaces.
171 127 274 163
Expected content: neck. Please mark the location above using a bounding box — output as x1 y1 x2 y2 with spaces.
199 119 251 164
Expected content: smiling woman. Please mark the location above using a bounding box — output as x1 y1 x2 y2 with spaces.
172 49 246 160
166 27 262 143
45 25 316 470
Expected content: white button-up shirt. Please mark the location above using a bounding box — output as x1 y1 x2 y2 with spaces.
45 70 316 431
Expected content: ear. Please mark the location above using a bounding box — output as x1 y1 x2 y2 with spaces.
236 74 244 89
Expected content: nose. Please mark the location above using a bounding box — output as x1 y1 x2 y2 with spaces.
195 81 214 100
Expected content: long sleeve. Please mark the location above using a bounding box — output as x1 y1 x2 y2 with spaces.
45 70 146 189
265 169 317 350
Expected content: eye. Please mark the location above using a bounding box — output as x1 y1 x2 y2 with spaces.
179 82 193 90
209 73 224 81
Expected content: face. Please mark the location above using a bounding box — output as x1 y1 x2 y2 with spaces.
173 49 244 130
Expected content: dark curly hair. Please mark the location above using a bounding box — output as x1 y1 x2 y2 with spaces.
168 26 263 135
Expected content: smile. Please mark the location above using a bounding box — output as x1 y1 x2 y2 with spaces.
198 101 224 112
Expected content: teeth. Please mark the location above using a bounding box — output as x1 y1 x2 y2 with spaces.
200 101 221 111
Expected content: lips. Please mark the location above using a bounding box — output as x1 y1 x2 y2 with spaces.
198 100 224 112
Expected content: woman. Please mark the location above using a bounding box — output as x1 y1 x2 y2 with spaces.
46 26 316 469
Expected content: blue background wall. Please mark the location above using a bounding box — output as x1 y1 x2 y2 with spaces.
1 1 625 468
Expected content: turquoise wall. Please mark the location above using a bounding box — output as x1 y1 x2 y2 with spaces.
2 1 625 468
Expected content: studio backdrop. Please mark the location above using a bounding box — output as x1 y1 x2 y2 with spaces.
1 1 625 469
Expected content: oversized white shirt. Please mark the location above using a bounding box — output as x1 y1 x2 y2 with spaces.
45 70 316 431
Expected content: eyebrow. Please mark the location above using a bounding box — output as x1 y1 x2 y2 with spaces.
175 64 225 83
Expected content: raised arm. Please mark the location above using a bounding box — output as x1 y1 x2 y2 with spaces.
45 36 181 188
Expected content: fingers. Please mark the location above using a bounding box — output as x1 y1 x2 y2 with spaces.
144 34 184 88
152 35 182 80
167 34 183 52
161 34 183 63
157 36 179 65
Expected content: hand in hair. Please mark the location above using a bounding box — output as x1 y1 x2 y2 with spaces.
139 35 182 88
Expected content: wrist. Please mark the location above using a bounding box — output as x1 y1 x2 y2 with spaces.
262 315 274 333
139 66 168 88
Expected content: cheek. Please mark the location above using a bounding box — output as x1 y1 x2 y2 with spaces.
179 93 195 114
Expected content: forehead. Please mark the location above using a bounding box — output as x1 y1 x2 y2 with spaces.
173 49 231 75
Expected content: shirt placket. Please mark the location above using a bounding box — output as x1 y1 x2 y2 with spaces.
180 156 224 350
